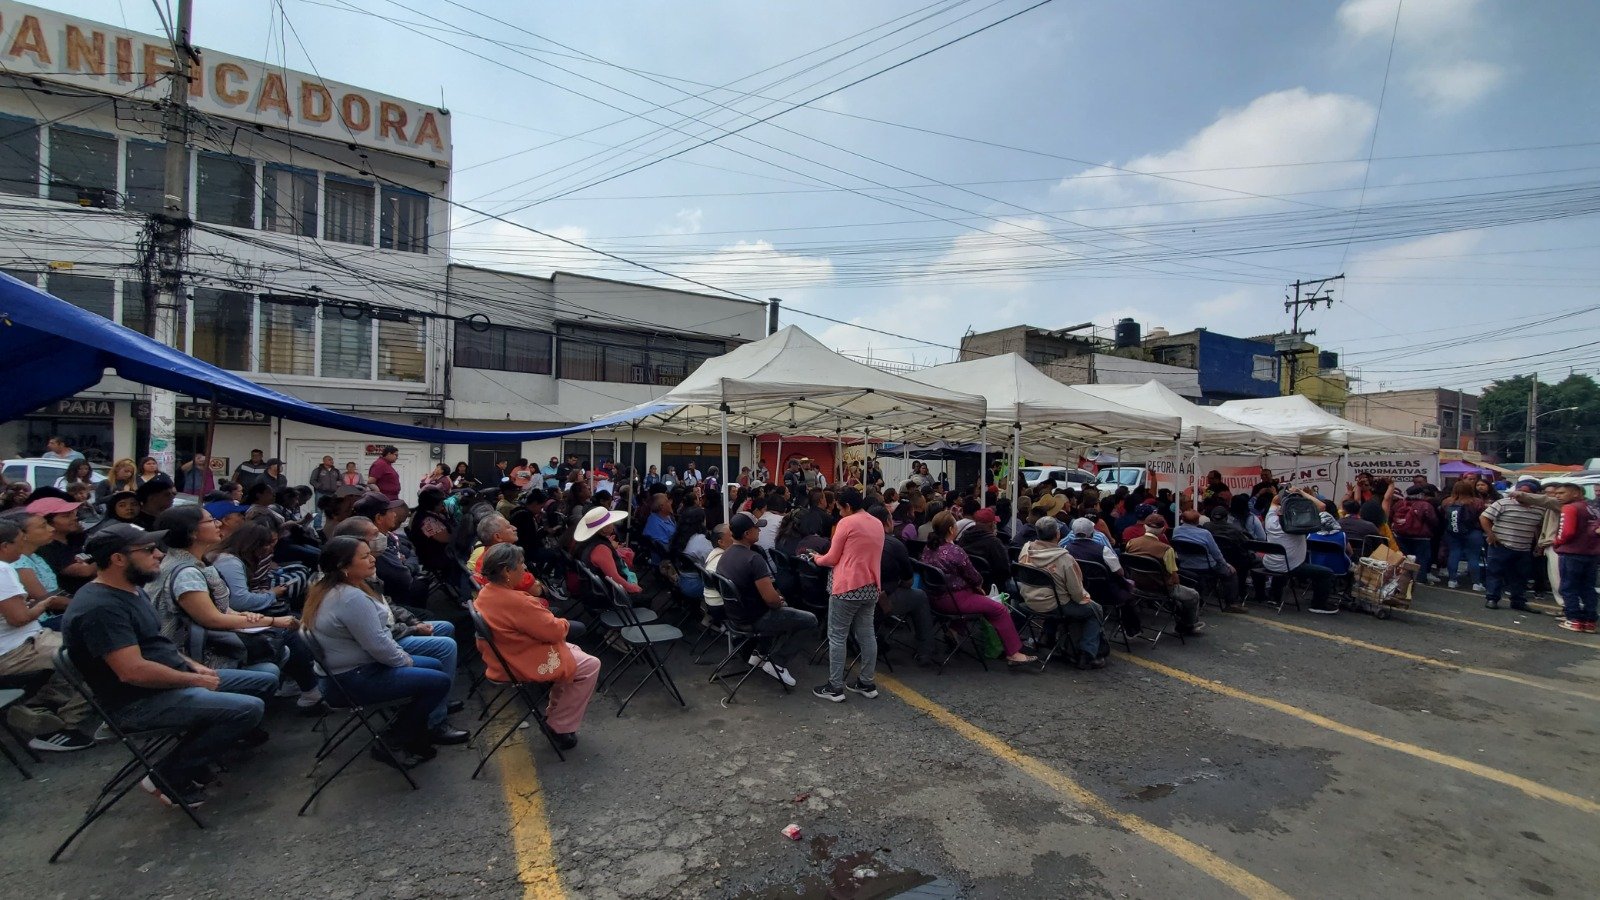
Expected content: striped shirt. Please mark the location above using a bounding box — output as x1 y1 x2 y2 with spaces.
1483 497 1545 552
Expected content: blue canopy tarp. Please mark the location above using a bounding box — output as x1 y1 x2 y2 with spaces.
0 272 648 442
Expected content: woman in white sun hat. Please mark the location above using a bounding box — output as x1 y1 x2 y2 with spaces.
572 506 640 595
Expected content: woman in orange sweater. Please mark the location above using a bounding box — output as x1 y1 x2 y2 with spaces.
474 543 600 749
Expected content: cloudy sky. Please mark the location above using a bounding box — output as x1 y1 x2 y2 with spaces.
51 0 1600 392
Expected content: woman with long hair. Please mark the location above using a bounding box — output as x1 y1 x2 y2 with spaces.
474 543 600 750
408 487 457 577
920 511 1036 666
135 456 162 487
302 536 462 769
451 461 479 490
1439 479 1488 590
1228 493 1267 542
571 506 640 595
53 458 97 491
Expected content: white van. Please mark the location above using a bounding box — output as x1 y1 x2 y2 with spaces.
1021 465 1097 489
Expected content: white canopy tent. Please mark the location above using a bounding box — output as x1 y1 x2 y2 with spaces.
1215 395 1438 454
910 354 1185 518
595 326 990 521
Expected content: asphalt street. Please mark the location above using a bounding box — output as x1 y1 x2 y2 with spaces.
7 581 1598 899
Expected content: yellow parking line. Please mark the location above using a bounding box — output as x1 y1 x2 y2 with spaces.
1402 607 1598 650
1119 654 1600 816
1427 583 1562 614
878 675 1291 900
498 745 567 899
1239 615 1600 702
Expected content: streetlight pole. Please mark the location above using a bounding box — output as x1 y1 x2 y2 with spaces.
1527 405 1579 465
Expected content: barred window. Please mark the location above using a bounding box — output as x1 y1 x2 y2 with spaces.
320 306 372 379
46 273 114 319
259 296 316 376
0 114 40 198
377 316 426 382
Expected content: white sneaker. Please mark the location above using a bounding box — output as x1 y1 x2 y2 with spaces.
1471 583 1485 592
1447 580 1458 590
295 688 324 708
747 653 761 667
93 722 115 743
274 681 302 699
760 661 796 687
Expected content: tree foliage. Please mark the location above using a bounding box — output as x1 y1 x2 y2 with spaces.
1479 373 1600 465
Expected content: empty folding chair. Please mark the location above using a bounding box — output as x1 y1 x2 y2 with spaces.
48 648 202 862
464 602 564 778
297 633 419 816
911 560 989 674
0 688 36 778
597 578 687 716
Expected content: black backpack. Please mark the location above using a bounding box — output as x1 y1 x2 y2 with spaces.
1279 493 1321 535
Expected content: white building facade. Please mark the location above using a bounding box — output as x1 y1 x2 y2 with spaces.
0 2 767 497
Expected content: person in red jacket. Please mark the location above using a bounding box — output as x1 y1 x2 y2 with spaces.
1512 479 1600 633
474 543 599 749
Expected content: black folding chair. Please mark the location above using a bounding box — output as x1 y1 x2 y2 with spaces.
1117 553 1186 647
1076 557 1133 653
904 538 926 560
298 632 419 816
912 560 989 674
686 558 735 664
465 602 564 778
1170 537 1224 610
1246 540 1301 613
0 688 36 778
705 573 791 704
1009 562 1106 669
596 578 687 716
49 648 203 862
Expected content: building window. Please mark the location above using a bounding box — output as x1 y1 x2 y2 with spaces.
120 279 185 350
556 325 726 385
258 296 316 375
1441 409 1456 431
1461 413 1474 432
376 316 425 382
2 268 34 285
320 305 372 379
190 288 253 370
46 273 114 319
1252 354 1277 382
0 114 40 197
660 441 738 478
122 140 165 216
453 321 552 374
563 440 616 471
324 176 374 245
196 153 255 228
47 126 118 208
379 186 428 253
262 165 317 237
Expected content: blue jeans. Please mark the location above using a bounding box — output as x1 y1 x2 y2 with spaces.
396 628 457 727
1557 554 1599 624
113 667 274 776
1443 531 1485 586
324 656 451 743
1485 544 1532 604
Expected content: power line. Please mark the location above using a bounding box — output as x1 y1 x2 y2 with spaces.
1337 0 1402 273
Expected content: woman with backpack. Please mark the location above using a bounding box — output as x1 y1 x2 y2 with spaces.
1439 481 1487 591
1389 491 1439 583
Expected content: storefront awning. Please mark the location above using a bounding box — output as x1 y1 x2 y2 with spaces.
0 272 619 442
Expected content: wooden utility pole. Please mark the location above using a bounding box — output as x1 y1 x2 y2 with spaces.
1280 274 1342 392
1527 374 1538 464
147 0 195 476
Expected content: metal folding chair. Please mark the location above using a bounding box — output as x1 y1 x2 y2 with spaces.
1008 562 1105 668
297 633 419 816
0 688 36 778
48 648 203 862
1247 540 1301 613
1076 557 1133 653
704 573 791 705
597 578 687 716
1170 537 1224 610
1117 553 1186 647
911 560 989 674
464 602 564 778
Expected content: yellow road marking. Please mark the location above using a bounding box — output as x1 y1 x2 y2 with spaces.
878 674 1291 899
1402 606 1598 650
1426 583 1561 614
1119 654 1600 816
1239 615 1600 702
498 744 567 899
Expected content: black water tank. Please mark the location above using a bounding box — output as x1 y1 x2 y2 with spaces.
1318 351 1339 370
1114 317 1140 348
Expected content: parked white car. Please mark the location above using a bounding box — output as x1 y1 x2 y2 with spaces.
1021 465 1097 489
2 457 109 489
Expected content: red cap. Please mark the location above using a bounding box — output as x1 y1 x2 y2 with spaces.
26 497 82 516
973 508 998 525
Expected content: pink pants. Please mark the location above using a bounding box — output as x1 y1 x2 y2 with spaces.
545 646 601 734
933 590 1023 656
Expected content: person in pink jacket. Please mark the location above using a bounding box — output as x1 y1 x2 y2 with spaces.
806 488 885 702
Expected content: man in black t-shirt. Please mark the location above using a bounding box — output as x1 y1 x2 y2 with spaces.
717 514 815 686
62 524 275 807
872 505 934 665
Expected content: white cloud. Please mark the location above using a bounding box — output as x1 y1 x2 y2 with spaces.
1346 229 1486 281
1337 0 1483 42
667 207 703 235
1053 89 1375 217
1408 60 1505 110
677 239 835 292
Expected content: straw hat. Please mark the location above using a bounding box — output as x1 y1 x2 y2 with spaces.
574 506 628 541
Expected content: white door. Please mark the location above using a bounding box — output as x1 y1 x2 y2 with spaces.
283 439 430 505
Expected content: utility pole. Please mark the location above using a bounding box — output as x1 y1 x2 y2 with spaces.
766 297 781 336
146 0 195 477
1280 274 1343 392
1527 374 1538 465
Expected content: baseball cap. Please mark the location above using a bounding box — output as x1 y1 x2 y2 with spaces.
26 497 83 516
353 494 408 518
84 523 166 560
334 483 369 498
1070 517 1095 537
1514 475 1542 488
135 474 175 500
203 500 248 520
1144 514 1168 530
972 507 998 525
729 513 759 537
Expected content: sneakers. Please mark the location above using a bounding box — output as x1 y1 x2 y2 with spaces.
845 679 879 699
1447 580 1459 590
760 661 796 687
29 729 94 752
1509 603 1541 616
1585 622 1598 634
1471 583 1485 593
274 680 302 699
140 775 205 809
1557 619 1585 633
1485 599 1500 609
1309 605 1340 615
93 722 115 743
812 683 846 702
295 688 324 709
